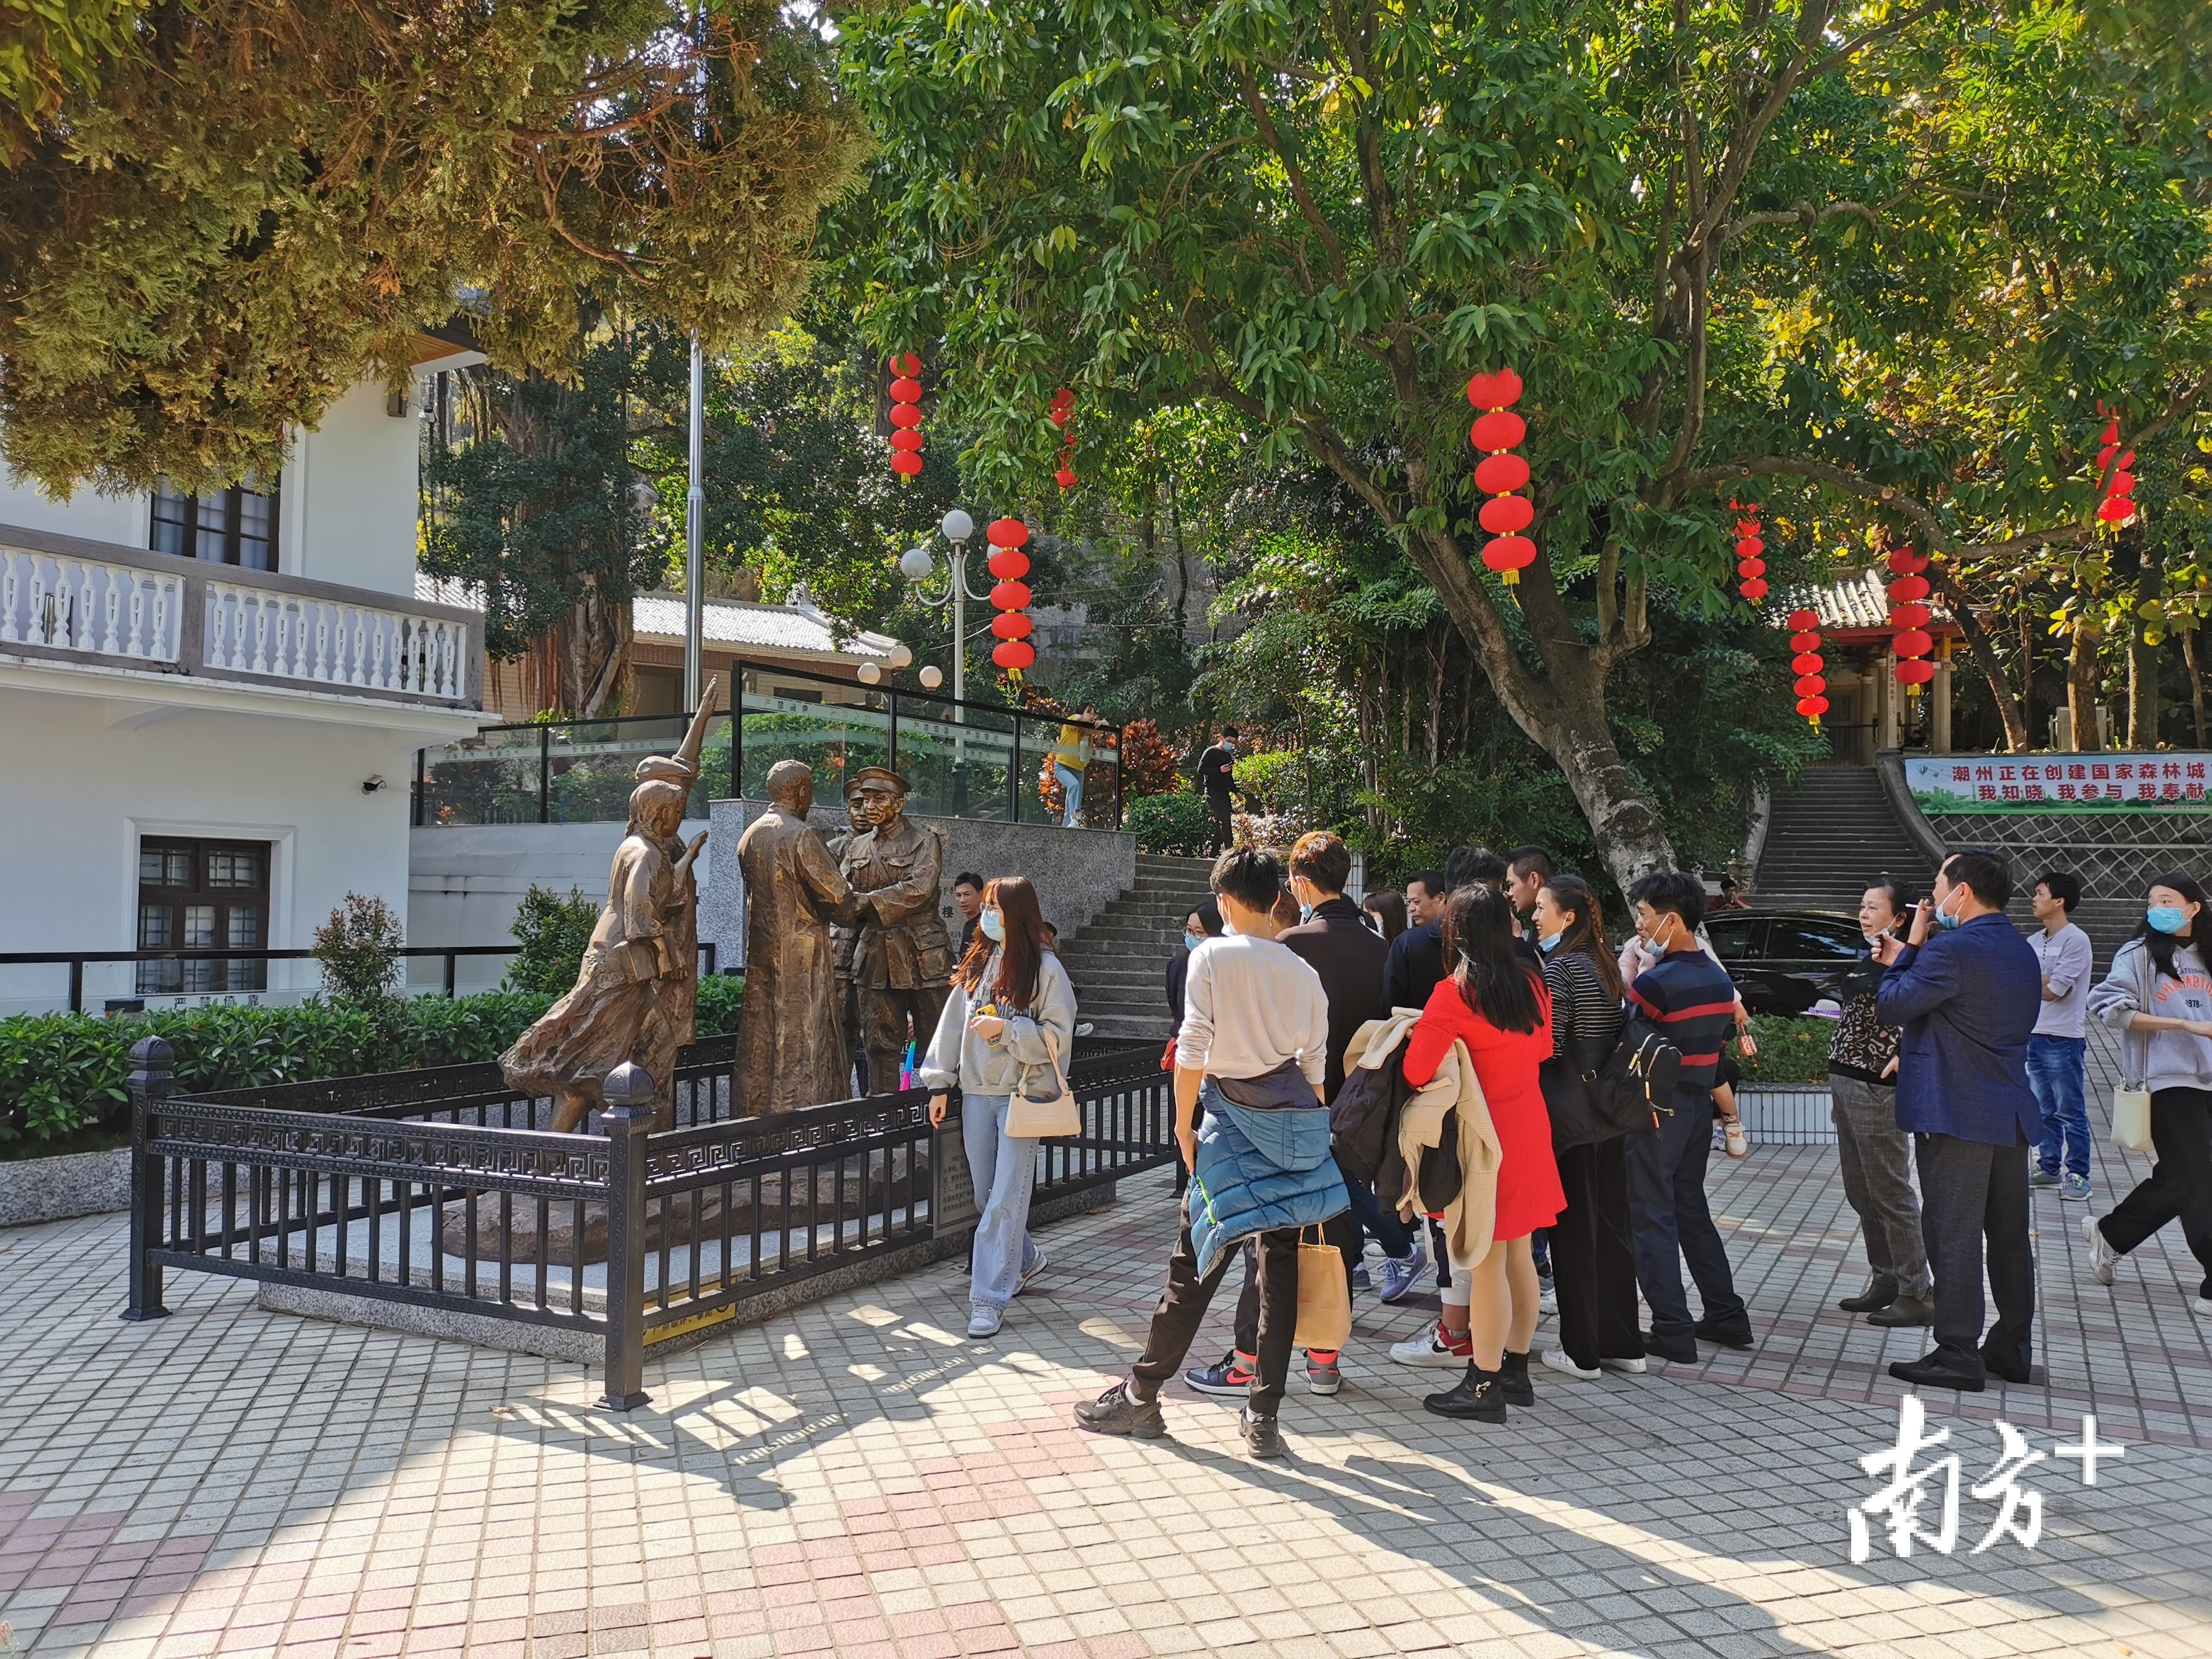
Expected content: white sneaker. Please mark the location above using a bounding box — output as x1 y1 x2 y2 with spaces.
1598 1355 1647 1375
1389 1321 1473 1367
967 1306 1002 1338
1017 1248 1049 1294
2192 1296 2212 1318
1541 1349 1599 1381
2082 1215 2118 1286
1537 1275 1558 1316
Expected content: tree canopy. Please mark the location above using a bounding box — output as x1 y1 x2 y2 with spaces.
833 0 2212 883
0 0 866 497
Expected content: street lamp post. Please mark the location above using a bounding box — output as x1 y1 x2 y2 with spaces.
899 509 982 715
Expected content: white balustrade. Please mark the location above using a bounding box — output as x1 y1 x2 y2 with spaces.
0 545 183 663
202 581 468 701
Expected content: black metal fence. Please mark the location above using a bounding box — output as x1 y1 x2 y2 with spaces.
123 1034 1172 1408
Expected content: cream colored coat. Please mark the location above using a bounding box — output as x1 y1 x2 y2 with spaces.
1392 1034 1504 1268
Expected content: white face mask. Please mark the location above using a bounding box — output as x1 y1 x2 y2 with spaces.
979 909 1005 942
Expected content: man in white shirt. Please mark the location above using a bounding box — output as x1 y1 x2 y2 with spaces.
2027 871 2096 1200
1074 846 1341 1459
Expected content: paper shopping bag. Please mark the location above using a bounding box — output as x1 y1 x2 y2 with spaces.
1293 1226 1352 1352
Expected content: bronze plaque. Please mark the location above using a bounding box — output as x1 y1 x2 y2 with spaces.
930 1113 979 1232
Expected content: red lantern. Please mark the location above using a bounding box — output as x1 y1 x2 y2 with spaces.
1465 369 1524 409
1481 535 1537 576
1736 537 1765 560
1474 452 1530 495
1470 411 1526 452
889 403 922 430
886 355 925 480
1732 501 1768 606
1888 574 1931 603
888 353 921 377
2098 495 2136 524
1738 558 1766 579
1785 605 1824 728
1893 629 1935 659
993 639 1036 670
1886 548 1929 575
1478 495 1534 534
1890 602 1931 629
986 548 1031 581
1895 659 1936 687
990 580 1031 611
889 377 922 404
1888 550 1936 698
890 453 922 477
987 517 1030 549
990 611 1033 640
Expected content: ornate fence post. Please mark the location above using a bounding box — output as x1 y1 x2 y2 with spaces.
122 1035 173 1321
598 1061 654 1411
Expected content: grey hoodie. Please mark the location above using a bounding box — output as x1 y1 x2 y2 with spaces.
2086 936 2212 1092
918 948 1076 1096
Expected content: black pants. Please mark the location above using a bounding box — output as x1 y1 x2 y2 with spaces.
1550 1137 1645 1370
1915 1131 2034 1379
1627 1091 1749 1344
1130 1196 1300 1416
2102 1085 2212 1298
1232 1213 1356 1356
1205 791 1233 853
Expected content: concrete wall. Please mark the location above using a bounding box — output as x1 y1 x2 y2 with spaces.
0 691 424 1013
702 799 1136 970
408 819 714 959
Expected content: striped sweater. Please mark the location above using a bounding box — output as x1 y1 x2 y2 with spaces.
1624 946 1738 1094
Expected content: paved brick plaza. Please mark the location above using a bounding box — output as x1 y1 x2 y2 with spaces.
2 1047 2209 1658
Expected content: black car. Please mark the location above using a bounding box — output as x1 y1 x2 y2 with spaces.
1703 909 1866 1014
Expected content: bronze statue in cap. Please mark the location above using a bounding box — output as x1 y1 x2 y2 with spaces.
838 766 954 1094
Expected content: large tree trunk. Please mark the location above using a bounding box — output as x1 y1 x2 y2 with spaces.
2067 621 2105 751
1931 568 2028 752
2128 630 2159 749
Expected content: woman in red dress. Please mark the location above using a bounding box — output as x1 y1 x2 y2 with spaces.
1401 883 1564 1420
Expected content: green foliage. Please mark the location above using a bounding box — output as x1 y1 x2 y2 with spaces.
1125 792 1216 857
504 886 600 996
0 0 142 135
310 893 406 1007
1740 1016 1834 1087
1 0 867 494
0 977 744 1144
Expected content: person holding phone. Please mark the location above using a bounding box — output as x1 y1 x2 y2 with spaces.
920 876 1076 1340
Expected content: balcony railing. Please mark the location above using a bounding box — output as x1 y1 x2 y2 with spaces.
414 658 1124 830
0 522 480 707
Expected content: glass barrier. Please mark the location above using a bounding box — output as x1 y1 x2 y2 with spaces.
734 679 893 803
417 724 546 826
896 700 1019 820
548 712 732 823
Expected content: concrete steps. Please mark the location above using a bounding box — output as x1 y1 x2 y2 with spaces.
1753 766 1938 910
1060 854 1215 1041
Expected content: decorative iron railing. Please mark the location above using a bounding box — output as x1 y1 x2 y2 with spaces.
123 1034 1171 1408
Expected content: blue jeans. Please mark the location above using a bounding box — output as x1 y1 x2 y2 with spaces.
1627 1090 1749 1346
1055 763 1085 826
961 1094 1041 1309
1339 1156 1413 1259
2026 1033 2090 1179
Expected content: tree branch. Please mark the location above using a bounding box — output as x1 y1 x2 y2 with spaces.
1718 197 1882 244
1675 455 2099 561
1232 64 1349 290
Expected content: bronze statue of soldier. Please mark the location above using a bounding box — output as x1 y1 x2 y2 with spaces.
734 759 862 1114
827 775 880 1093
839 766 954 1095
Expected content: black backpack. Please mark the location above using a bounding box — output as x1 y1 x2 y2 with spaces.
1543 1017 1678 1151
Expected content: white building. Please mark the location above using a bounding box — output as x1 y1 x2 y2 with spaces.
0 333 490 1014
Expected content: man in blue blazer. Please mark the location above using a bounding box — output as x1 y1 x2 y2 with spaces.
1874 848 2045 1390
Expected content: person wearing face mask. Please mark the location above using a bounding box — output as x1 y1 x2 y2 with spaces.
921 876 1078 1339
1826 878 1933 1329
1530 875 1643 1381
1871 847 2043 1391
1620 872 1755 1364
1196 725 1242 854
2083 874 2212 1319
1362 889 1409 942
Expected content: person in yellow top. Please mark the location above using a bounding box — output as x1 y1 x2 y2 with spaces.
1052 704 1101 827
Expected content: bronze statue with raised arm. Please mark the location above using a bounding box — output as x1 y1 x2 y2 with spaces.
500 680 720 1131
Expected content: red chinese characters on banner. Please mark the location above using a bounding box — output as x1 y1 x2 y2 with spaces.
1468 369 1535 586
987 517 1036 672
888 354 924 478
1788 606 1827 726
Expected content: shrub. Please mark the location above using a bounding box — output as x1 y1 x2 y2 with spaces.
1739 1014 1832 1085
505 885 600 994
697 974 744 1035
1125 791 1216 857
311 892 406 1005
1118 718 1182 798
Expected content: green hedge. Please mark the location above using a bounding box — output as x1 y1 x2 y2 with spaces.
1738 1013 1833 1086
0 976 743 1148
1125 791 1216 857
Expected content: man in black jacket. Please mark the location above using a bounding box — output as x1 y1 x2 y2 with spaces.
1196 725 1241 853
1382 870 1450 1010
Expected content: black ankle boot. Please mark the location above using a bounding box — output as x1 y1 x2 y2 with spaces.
1423 1362 1506 1422
1498 1350 1534 1406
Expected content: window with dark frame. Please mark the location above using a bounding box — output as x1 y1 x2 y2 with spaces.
136 837 271 996
150 479 279 571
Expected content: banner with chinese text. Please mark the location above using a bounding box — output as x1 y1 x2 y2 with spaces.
1907 754 2212 813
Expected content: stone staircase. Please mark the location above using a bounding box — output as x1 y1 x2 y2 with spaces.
1752 766 1938 911
1055 853 1217 1043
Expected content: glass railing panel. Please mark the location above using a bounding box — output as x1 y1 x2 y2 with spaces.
734 684 893 805
895 701 1017 820
417 723 546 826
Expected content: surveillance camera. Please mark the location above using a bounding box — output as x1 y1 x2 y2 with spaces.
362 775 387 794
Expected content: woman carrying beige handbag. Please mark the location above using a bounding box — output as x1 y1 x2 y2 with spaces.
920 876 1078 1339
2082 876 2212 1315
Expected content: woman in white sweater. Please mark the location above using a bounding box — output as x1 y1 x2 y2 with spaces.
920 875 1078 1338
2082 875 2212 1316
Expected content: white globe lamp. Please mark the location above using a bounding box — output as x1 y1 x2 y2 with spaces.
898 546 934 581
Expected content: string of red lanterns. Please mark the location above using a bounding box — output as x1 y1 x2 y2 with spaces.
1051 389 1078 490
1788 607 1827 728
1733 500 1768 603
887 354 925 478
1888 546 1936 697
1469 368 1535 587
987 516 1036 674
2095 416 2138 526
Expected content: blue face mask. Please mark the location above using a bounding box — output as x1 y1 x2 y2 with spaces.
2148 906 2190 936
1184 930 1204 952
979 910 1005 942
1538 932 1563 953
